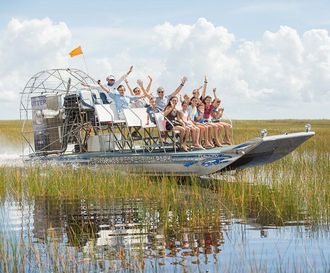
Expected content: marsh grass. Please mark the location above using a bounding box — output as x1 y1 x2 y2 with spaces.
0 119 329 226
0 119 329 272
0 120 23 144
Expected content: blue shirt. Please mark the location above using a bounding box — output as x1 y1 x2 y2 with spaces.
155 95 170 110
108 93 138 113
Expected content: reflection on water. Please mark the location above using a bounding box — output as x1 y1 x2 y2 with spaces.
1 195 330 273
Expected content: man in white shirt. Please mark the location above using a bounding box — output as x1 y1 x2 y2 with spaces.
104 66 133 93
81 66 133 103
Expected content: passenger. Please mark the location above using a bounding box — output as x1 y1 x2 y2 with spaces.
163 97 189 151
188 97 213 148
145 96 162 126
107 85 148 120
195 103 215 147
202 94 223 146
125 76 153 108
103 66 133 93
155 77 187 110
211 99 232 145
191 76 207 103
82 66 133 93
179 94 191 105
179 101 204 149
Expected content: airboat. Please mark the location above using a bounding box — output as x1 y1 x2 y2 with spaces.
20 69 315 177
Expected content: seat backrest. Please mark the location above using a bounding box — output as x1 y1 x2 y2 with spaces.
109 102 120 120
154 112 166 132
79 90 94 109
91 89 102 104
95 104 115 122
135 108 156 128
123 108 142 127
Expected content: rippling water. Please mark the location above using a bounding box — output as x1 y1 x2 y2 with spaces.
1 196 330 273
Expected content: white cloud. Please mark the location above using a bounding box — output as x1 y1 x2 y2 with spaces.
0 17 329 119
0 18 71 105
151 20 330 118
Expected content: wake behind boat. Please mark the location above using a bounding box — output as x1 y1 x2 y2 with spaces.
20 69 314 177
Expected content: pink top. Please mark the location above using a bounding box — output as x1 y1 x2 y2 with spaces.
203 104 214 119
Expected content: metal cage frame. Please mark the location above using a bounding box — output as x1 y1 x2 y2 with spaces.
20 68 97 157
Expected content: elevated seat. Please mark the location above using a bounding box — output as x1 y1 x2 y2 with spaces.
91 89 102 104
123 108 160 152
94 104 125 124
79 90 94 109
154 113 180 152
99 92 111 104
94 104 129 151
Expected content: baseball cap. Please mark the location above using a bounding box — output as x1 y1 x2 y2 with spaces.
106 75 115 81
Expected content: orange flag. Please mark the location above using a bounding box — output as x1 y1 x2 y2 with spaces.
69 46 83 57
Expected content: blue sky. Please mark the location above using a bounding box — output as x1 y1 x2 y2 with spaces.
0 0 330 119
2 0 330 38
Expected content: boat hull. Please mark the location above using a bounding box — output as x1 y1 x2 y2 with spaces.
26 142 259 176
222 131 315 171
25 131 314 176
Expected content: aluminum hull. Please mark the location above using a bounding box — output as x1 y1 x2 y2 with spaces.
26 131 314 176
222 131 315 171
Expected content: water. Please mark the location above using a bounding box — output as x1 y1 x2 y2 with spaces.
1 197 330 273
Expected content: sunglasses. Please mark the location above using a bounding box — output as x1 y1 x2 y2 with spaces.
158 91 164 93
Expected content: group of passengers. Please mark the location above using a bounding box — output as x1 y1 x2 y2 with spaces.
82 66 232 151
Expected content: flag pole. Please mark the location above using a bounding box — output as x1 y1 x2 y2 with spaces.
82 54 90 76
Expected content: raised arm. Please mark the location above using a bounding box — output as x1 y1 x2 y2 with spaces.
137 79 152 100
212 88 218 100
146 75 153 94
201 76 207 100
81 82 100 89
114 65 134 88
170 77 187 97
125 78 134 96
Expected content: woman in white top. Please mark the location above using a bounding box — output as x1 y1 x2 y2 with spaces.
125 77 152 108
179 101 204 149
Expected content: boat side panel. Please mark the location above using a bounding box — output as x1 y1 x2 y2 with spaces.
223 132 314 171
28 142 259 176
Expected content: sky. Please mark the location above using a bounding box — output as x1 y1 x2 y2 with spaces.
1 0 330 119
